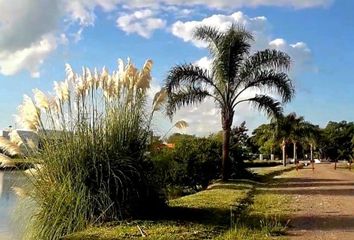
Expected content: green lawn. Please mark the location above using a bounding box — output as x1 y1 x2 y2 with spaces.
66 166 294 240
250 165 297 182
219 188 292 240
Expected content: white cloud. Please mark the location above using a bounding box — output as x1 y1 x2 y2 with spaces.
269 39 312 73
116 9 166 38
171 11 314 74
194 57 213 71
0 0 61 52
0 0 63 77
64 0 120 26
0 0 327 77
171 12 270 48
0 35 57 77
113 0 332 9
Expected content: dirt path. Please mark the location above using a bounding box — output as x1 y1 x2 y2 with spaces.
273 163 354 239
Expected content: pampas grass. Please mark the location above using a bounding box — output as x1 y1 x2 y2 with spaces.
17 58 167 240
17 95 41 131
0 136 22 157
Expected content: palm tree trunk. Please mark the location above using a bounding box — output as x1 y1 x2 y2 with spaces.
221 110 233 181
222 127 231 181
293 141 297 163
270 146 274 161
310 143 314 171
282 139 286 167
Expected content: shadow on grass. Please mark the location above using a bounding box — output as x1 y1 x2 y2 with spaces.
164 206 230 226
254 165 297 182
207 183 253 191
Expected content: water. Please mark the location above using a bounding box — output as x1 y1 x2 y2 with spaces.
0 171 27 240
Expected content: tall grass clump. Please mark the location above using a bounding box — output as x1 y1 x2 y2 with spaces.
17 58 167 240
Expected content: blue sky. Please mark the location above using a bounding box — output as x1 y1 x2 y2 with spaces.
0 0 353 135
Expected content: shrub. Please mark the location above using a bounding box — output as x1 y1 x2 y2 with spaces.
152 136 221 191
17 59 167 239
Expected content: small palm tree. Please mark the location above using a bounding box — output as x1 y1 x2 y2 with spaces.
301 123 320 161
276 113 315 166
165 24 294 180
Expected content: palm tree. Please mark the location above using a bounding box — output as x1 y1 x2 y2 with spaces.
165 24 294 180
276 113 316 166
300 123 320 170
302 123 319 160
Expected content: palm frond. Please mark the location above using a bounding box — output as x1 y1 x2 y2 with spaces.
240 49 291 77
213 24 253 84
193 26 222 53
237 69 294 103
165 64 215 93
235 94 282 118
166 87 211 117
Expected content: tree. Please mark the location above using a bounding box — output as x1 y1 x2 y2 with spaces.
320 121 354 160
251 123 278 156
165 24 294 180
301 123 320 162
229 122 253 177
275 113 306 166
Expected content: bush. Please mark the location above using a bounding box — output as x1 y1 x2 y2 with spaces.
152 136 221 191
17 59 167 239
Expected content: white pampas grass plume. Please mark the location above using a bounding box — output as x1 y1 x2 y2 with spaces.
93 68 100 89
0 137 21 156
17 95 41 131
54 80 70 102
174 120 189 129
0 153 16 169
48 95 60 113
100 66 109 89
126 63 138 88
9 130 24 146
103 76 116 100
25 164 42 176
85 67 94 88
117 58 125 75
136 59 153 90
62 80 70 101
153 89 167 112
33 89 50 110
65 63 75 81
12 187 27 198
26 138 37 151
75 76 89 98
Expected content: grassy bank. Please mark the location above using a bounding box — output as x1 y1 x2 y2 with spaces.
66 181 254 239
66 166 294 240
219 188 292 240
251 164 298 182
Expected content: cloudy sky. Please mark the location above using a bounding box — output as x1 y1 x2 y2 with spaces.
0 0 352 136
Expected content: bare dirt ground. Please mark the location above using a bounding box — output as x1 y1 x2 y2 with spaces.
272 163 354 240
